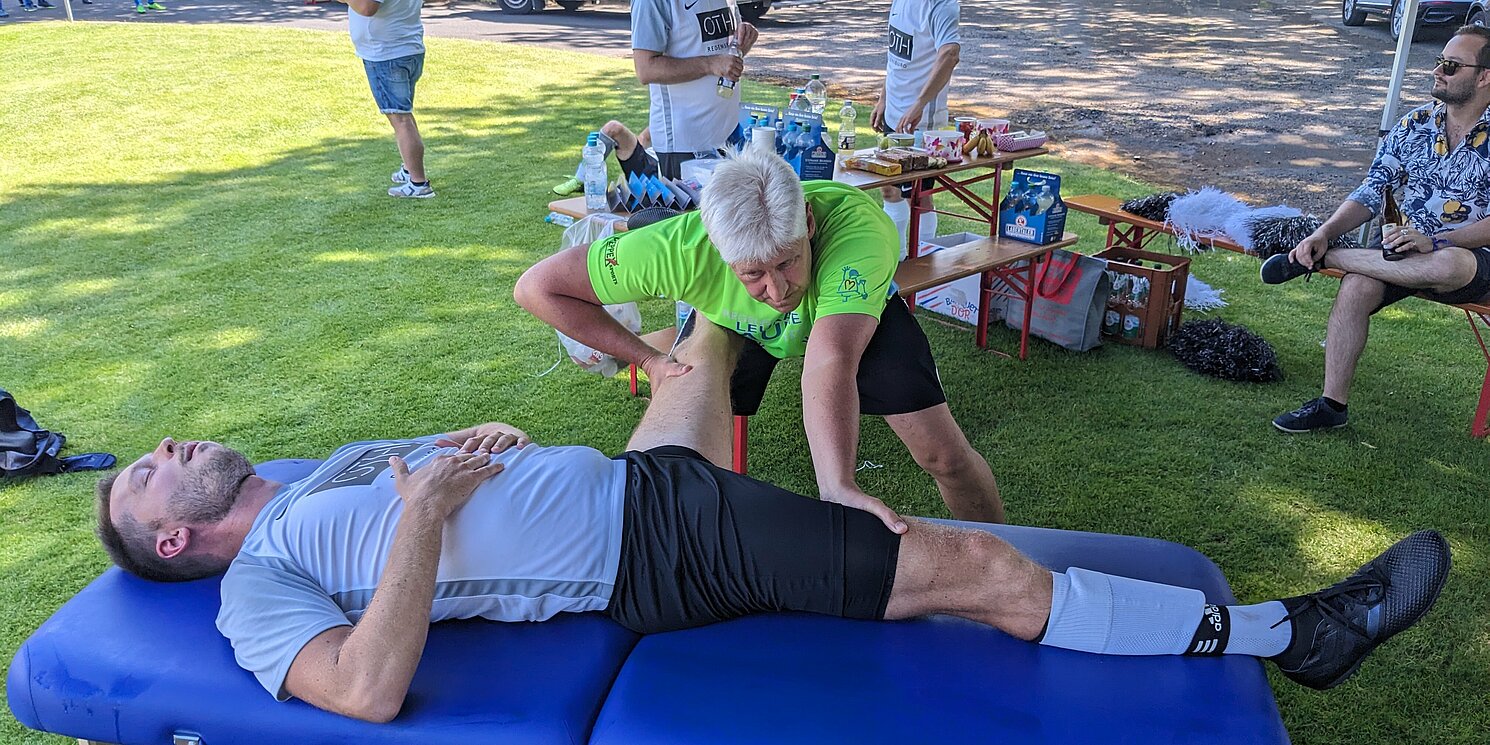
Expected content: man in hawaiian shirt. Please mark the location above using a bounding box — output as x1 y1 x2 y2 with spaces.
1259 24 1490 433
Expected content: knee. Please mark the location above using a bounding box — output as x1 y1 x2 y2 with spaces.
1334 274 1383 312
600 120 628 139
910 441 983 482
881 187 903 202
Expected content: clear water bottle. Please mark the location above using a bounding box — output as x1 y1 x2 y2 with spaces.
1034 184 1055 215
837 99 857 151
582 132 608 212
804 74 827 115
796 120 817 152
780 122 799 158
789 88 812 112
716 33 742 98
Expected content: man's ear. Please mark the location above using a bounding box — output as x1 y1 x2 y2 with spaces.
157 526 191 560
805 202 817 241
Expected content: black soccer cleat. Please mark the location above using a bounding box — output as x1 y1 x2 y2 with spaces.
1259 253 1313 285
1270 530 1450 690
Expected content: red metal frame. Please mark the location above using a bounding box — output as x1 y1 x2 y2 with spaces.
1468 310 1489 439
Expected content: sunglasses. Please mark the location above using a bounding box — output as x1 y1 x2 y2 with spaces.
1435 56 1490 76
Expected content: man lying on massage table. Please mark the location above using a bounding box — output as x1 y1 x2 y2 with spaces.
92 319 1451 724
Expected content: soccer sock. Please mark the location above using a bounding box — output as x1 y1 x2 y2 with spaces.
918 210 938 242
883 199 911 260
1038 568 1292 657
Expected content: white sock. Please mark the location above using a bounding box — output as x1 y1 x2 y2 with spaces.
883 199 911 261
918 210 938 241
1039 569 1293 658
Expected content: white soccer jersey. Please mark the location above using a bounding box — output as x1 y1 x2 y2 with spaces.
884 0 960 126
632 0 742 153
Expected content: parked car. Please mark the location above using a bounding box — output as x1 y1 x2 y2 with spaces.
495 0 776 22
1341 0 1472 40
1468 0 1489 27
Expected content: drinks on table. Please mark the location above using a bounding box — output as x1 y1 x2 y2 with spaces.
838 100 857 151
804 74 827 115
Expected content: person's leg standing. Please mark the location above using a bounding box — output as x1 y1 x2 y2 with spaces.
364 53 431 198
857 296 1004 522
625 314 742 469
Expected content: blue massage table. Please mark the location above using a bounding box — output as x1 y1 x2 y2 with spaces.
8 459 1290 744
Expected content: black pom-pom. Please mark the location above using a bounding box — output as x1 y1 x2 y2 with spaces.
1169 319 1283 383
1249 216 1362 259
1120 192 1181 222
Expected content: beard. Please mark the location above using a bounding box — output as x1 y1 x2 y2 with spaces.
1432 79 1472 105
168 446 256 525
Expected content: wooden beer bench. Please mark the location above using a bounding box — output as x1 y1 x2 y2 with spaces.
1065 193 1490 438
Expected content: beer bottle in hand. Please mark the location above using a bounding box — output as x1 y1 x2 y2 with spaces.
1382 184 1407 261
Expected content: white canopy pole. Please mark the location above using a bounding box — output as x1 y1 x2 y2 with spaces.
62 0 73 20
1357 0 1420 247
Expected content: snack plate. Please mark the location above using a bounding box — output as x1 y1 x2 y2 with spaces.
994 130 1048 151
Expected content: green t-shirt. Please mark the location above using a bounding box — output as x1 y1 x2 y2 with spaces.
588 180 898 359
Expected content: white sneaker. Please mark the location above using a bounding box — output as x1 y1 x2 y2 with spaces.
389 181 435 199
391 167 410 184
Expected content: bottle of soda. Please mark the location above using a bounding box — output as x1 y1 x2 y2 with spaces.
838 100 857 151
581 132 608 212
804 74 827 115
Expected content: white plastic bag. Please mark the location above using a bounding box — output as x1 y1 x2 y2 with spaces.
556 214 639 377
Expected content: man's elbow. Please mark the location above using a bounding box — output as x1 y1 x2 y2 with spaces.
338 687 406 724
941 45 961 66
633 55 660 85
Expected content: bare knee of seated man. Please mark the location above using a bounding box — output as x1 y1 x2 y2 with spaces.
97 429 1450 723
625 314 741 467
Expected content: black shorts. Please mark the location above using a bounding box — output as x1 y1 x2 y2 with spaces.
729 295 947 416
1375 246 1490 313
623 150 727 181
605 445 901 634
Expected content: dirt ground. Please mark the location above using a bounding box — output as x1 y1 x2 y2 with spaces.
37 0 1461 212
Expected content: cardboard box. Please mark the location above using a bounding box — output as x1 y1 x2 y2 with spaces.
911 232 988 325
999 169 1068 245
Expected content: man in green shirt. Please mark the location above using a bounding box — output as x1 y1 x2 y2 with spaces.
516 149 1002 530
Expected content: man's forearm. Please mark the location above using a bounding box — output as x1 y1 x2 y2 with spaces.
802 360 862 495
1442 216 1490 248
1319 200 1375 241
634 53 721 85
519 291 664 368
321 506 445 721
912 45 959 118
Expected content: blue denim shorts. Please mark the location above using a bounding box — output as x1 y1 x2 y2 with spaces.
362 53 424 114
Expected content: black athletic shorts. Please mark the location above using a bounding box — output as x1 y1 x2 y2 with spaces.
604 445 902 634
1374 246 1490 313
625 150 728 181
729 295 947 417
616 144 660 179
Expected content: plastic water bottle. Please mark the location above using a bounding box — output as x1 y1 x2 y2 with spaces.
837 100 857 151
804 74 827 114
796 121 817 152
1034 184 1055 215
544 211 575 227
581 132 607 212
789 88 812 112
781 122 800 159
716 33 742 98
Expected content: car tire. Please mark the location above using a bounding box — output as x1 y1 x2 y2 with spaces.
1389 0 1421 41
1342 0 1367 26
739 0 769 22
1470 7 1488 27
497 0 541 14
556 0 582 8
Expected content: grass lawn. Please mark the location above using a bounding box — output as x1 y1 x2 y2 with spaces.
2 21 1488 745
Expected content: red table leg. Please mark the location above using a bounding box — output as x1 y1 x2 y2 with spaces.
1469 310 1490 438
732 415 749 473
629 363 638 397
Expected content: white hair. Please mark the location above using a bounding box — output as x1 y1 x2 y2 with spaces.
699 148 807 265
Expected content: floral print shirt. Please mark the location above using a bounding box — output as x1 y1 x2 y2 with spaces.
1348 101 1490 237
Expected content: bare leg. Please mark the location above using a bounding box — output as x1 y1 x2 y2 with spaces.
1324 246 1479 293
624 319 742 468
882 520 1050 639
387 113 425 183
885 404 1005 523
600 120 638 160
1322 273 1387 404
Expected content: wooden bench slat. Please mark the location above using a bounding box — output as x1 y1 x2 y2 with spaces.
893 233 1079 295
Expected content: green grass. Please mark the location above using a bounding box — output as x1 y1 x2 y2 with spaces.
2 21 1488 745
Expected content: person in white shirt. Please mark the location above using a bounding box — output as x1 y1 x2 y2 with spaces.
631 0 759 179
341 0 434 198
872 0 961 253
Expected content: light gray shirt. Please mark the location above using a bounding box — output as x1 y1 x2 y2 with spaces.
216 438 627 699
884 0 959 125
631 0 742 153
349 0 426 62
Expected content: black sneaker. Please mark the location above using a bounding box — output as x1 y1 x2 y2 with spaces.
36 0 54 7
1270 530 1450 690
1260 253 1313 285
1273 397 1348 433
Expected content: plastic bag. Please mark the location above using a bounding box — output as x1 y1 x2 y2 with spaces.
556 214 639 377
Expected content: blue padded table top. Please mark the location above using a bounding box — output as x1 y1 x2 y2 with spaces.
10 460 1288 744
7 459 640 745
591 520 1289 745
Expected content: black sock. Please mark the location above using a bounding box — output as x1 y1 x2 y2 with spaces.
1322 397 1347 413
412 180 429 187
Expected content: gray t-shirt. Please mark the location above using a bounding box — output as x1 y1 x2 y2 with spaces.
631 0 741 153
349 0 426 62
216 438 628 700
